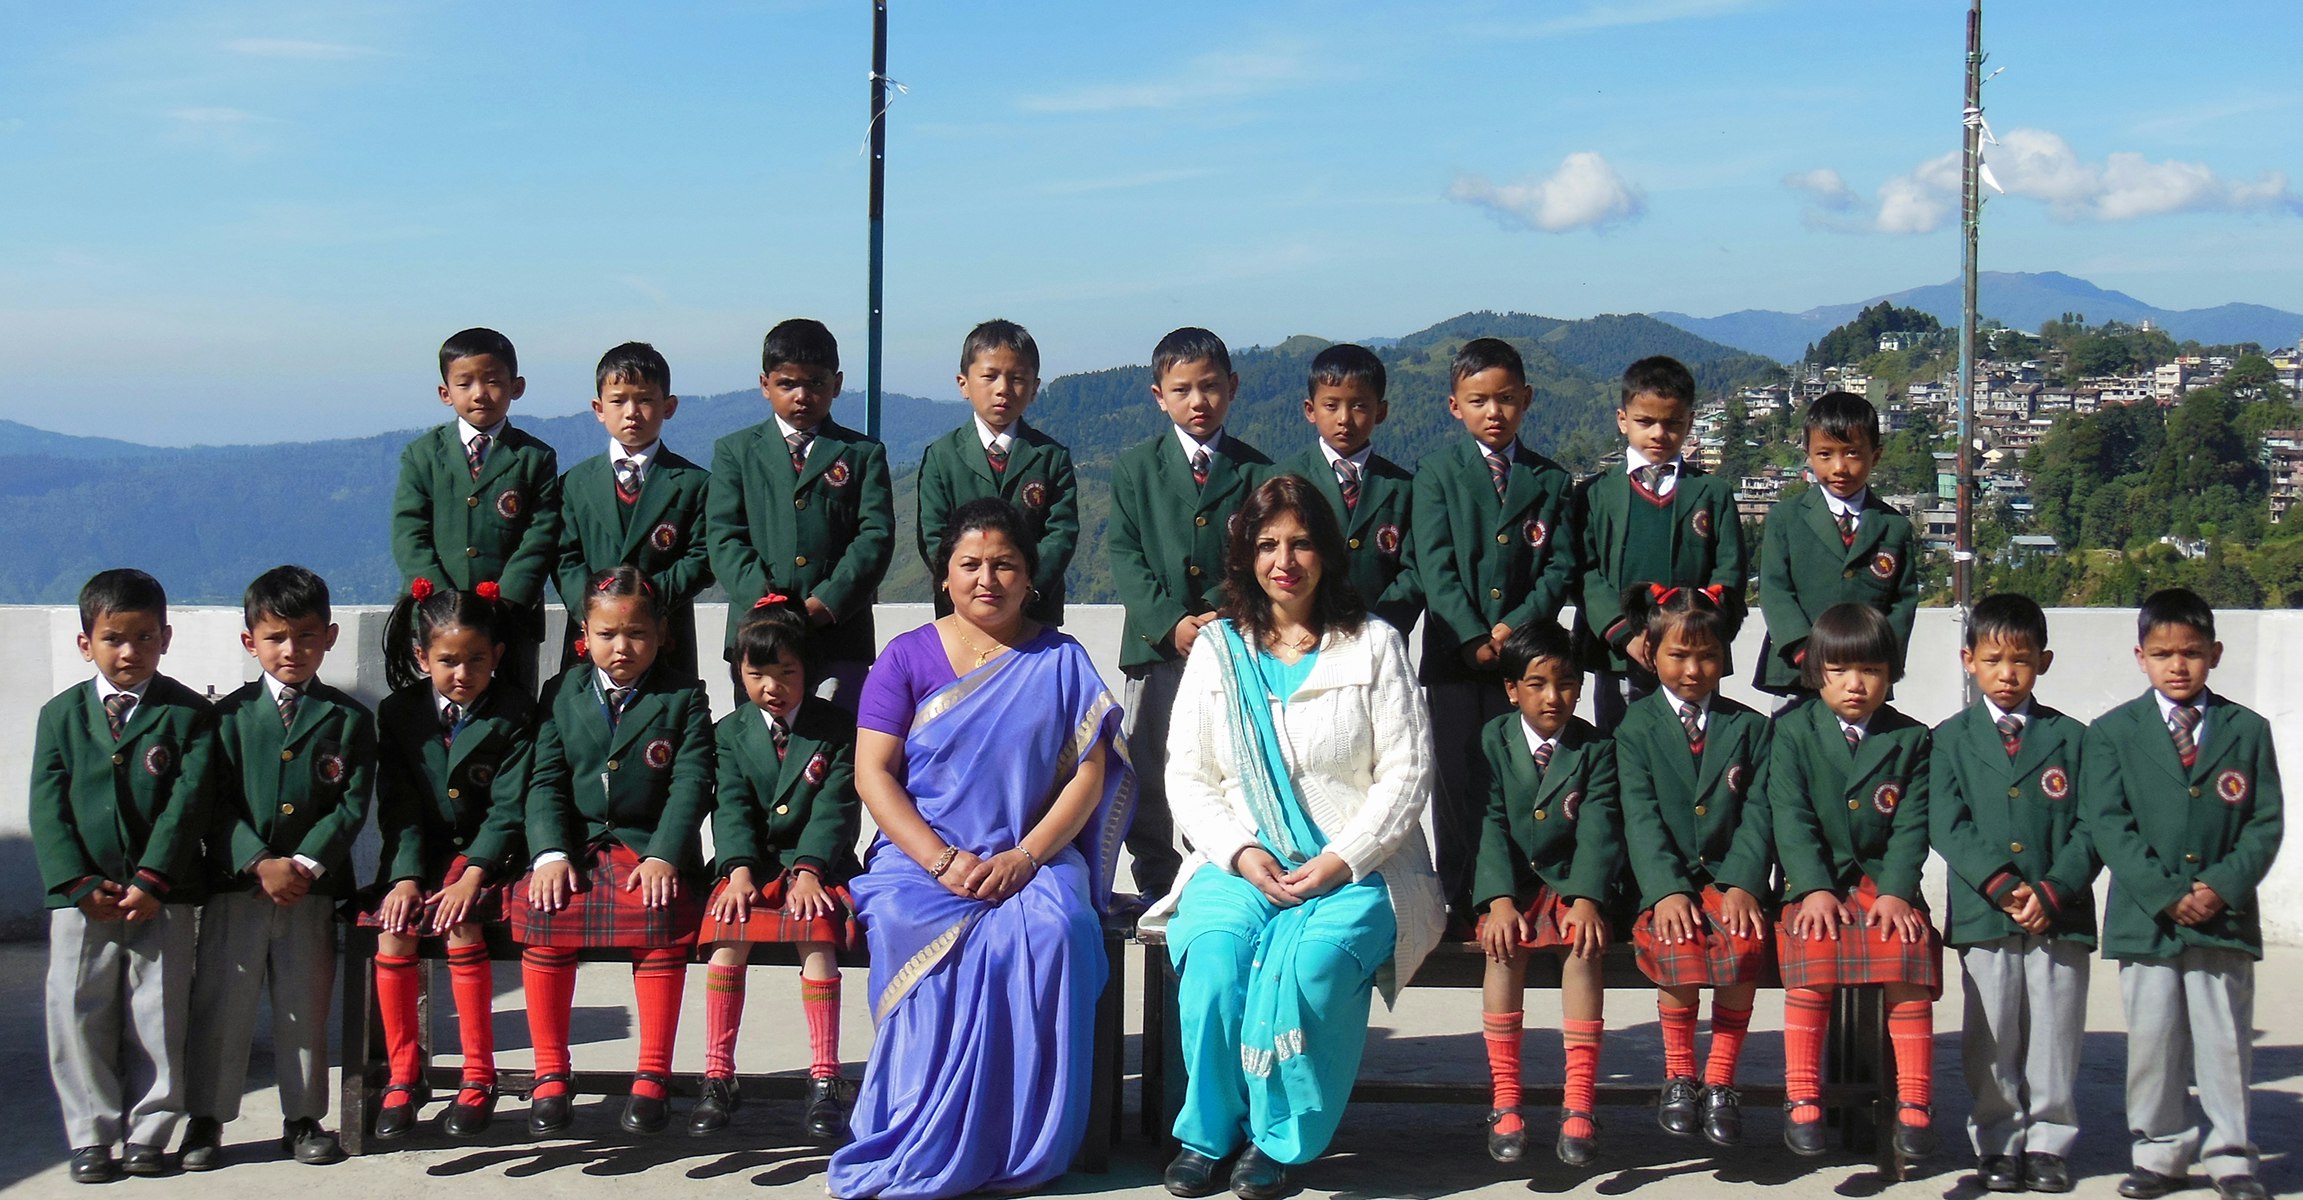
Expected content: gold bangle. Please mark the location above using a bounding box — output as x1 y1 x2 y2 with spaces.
929 847 958 878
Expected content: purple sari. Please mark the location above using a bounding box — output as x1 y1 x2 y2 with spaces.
828 626 1133 1200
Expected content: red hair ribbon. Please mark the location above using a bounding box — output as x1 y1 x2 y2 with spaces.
1647 583 1729 606
594 574 655 596
755 592 790 609
410 578 434 601
475 581 501 602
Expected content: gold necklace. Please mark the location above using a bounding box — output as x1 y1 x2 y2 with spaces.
952 620 1015 666
1269 628 1317 654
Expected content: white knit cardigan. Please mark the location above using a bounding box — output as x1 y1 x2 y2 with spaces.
1138 618 1445 1001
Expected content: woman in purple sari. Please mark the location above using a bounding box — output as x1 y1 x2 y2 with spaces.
828 498 1133 1200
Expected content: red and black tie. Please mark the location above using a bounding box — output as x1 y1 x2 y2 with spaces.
786 430 814 474
2170 704 2202 769
771 719 790 762
987 441 1009 474
277 684 300 730
466 432 491 481
1996 713 2023 757
1836 511 1858 547
614 459 642 506
103 692 135 740
1532 740 1554 773
1843 723 1863 754
1335 459 1361 512
1487 450 1510 500
1680 701 1704 754
1190 447 1210 488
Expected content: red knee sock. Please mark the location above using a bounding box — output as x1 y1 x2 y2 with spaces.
1703 1004 1752 1087
704 964 746 1079
1482 1011 1525 1135
1658 1000 1699 1080
1783 987 1832 1123
375 954 421 1096
801 975 842 1079
631 948 688 1100
1562 1018 1603 1140
447 944 496 1089
1889 999 1934 1122
521 947 579 1099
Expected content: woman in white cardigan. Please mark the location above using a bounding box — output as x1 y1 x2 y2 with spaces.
1140 475 1445 1200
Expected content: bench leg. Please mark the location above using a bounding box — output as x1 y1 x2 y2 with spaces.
1078 930 1121 1173
1874 988 1903 1178
1140 942 1166 1138
339 931 374 1156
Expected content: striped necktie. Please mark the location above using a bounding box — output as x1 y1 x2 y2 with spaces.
466 432 491 480
606 686 635 727
1190 447 1210 488
2170 704 2202 769
1637 463 1668 495
103 692 135 740
1487 449 1510 499
1995 713 2023 756
441 701 462 747
772 718 790 762
1532 739 1554 773
614 458 643 505
986 440 1009 474
1836 510 1858 546
1335 459 1361 511
1843 722 1863 754
786 430 814 474
277 684 300 730
1680 701 1704 750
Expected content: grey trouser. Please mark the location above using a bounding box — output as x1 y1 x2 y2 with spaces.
1123 659 1189 898
186 890 337 1123
2120 947 2257 1179
1425 680 1512 916
1959 934 2089 1157
47 906 195 1149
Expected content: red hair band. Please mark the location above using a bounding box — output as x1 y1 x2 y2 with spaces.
1647 583 1729 606
410 578 434 601
475 581 501 602
754 592 790 609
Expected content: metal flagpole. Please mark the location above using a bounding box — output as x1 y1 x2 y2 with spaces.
1956 0 1982 703
866 0 887 440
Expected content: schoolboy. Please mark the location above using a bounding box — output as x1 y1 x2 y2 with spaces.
1472 621 1622 1168
915 319 1078 626
1412 337 1577 920
1108 326 1273 899
181 566 374 1169
33 569 216 1183
1753 390 1918 696
706 318 895 711
2083 589 2281 1200
1575 355 1747 732
391 327 563 697
1273 342 1421 634
555 341 713 679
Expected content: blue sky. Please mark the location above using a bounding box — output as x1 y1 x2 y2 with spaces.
4 0 2299 445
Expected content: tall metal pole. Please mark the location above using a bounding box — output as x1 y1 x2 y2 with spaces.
1956 0 1981 697
866 0 887 440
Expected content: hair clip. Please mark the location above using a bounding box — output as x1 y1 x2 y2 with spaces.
1648 584 1681 604
1697 584 1728 604
410 578 434 601
755 592 790 610
475 581 501 602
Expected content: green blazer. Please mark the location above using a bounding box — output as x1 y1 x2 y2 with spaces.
705 419 895 666
1107 430 1273 673
391 422 563 624
915 421 1079 626
372 684 533 888
1753 487 1919 693
1472 713 1622 911
1615 690 1773 911
527 664 714 874
709 700 860 881
207 679 376 898
30 676 216 908
2083 691 2285 960
1573 464 1748 674
554 445 714 677
1768 699 1931 904
1929 701 2098 946
1273 446 1422 635
1410 440 1577 686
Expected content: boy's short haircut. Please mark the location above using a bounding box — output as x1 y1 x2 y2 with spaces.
2138 587 2216 644
596 341 670 394
1152 327 1232 380
1968 593 2050 651
1621 355 1695 409
1801 601 1902 688
960 319 1040 377
79 568 167 633
762 318 841 376
1308 343 1387 399
1803 390 1880 450
439 327 518 380
1450 337 1527 388
1499 619 1577 681
244 565 332 629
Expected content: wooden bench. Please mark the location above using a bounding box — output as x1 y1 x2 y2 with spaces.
338 917 1130 1171
1136 930 1905 1175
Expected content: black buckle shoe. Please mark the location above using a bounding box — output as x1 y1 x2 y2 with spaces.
620 1071 673 1136
69 1147 120 1185
804 1075 848 1144
1699 1084 1743 1147
178 1117 223 1172
2024 1153 2073 1193
2120 1170 2187 1200
1657 1076 1701 1137
1891 1103 1935 1160
1486 1108 1525 1163
689 1075 740 1136
120 1143 167 1177
280 1118 344 1165
1555 1110 1597 1168
443 1082 499 1139
1164 1148 1225 1198
1981 1154 2025 1192
374 1082 424 1141
1229 1145 1288 1200
1783 1100 1827 1157
526 1073 574 1138
2212 1176 2269 1200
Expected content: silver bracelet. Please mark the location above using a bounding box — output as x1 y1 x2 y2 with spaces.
1014 845 1040 869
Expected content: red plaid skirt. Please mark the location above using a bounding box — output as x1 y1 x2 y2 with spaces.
1774 877 1942 996
696 871 859 949
505 843 703 949
1632 884 1772 988
1477 886 1593 950
353 855 509 929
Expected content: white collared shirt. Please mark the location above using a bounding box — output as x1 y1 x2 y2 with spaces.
1982 696 2033 729
1519 716 1561 761
1625 452 1684 498
1837 713 1873 745
760 700 799 739
257 672 325 879
457 417 506 455
974 415 1014 457
772 411 822 453
1318 440 1374 473
1672 693 1711 736
2154 688 2212 751
1822 488 1869 521
610 438 659 485
92 673 150 708
1174 426 1223 464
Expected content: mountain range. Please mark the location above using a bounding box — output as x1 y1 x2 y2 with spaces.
1655 271 2303 362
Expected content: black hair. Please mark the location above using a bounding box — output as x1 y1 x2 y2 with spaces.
439 327 518 380
1308 343 1387 399
934 498 1042 594
2138 587 2216 644
732 601 811 677
1621 355 1695 409
1968 593 2050 652
1220 474 1366 646
1152 326 1232 381
1498 620 1577 681
1801 602 1901 688
383 585 510 692
761 318 840 376
580 564 668 628
244 565 331 629
960 319 1040 377
1803 390 1880 450
79 568 166 633
596 341 670 394
1450 337 1528 388
1623 583 1733 659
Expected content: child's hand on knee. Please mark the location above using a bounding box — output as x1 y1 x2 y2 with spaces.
1652 894 1700 944
531 860 574 911
1867 894 1924 944
1719 887 1763 940
1564 898 1608 960
1789 891 1849 941
379 879 423 934
713 866 759 923
785 868 833 919
1480 900 1524 962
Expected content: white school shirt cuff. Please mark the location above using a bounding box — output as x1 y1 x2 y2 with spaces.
292 855 325 879
533 851 571 869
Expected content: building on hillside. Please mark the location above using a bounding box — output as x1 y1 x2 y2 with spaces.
1917 505 1958 548
2006 534 2061 564
2262 429 2303 524
1877 330 1929 352
2155 361 2192 403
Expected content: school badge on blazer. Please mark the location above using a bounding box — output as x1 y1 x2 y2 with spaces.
804 751 830 786
1690 508 1713 539
1524 518 1550 548
1870 550 1898 580
468 759 499 787
1376 523 1403 557
643 737 675 770
825 459 852 488
2040 766 2071 800
649 521 679 552
142 741 176 778
2216 769 2250 805
1021 480 1048 510
316 750 350 787
1563 790 1583 821
496 488 524 520
1725 762 1750 796
1872 780 1903 814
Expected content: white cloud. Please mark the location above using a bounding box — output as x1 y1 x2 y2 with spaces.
1448 152 1646 233
1018 45 1312 114
1781 167 1856 211
223 38 379 60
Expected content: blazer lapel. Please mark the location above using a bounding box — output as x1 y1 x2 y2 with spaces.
608 689 664 760
1197 440 1244 513
1845 496 1894 562
2189 696 2245 783
1535 735 1585 809
1497 445 1539 522
2003 705 2062 783
1802 489 1850 561
771 726 824 805
283 687 325 747
1690 708 1733 796
794 427 843 491
618 460 685 559
2127 694 2192 788
965 429 1003 488
473 429 522 491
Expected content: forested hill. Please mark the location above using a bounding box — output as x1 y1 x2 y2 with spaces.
3 312 1777 605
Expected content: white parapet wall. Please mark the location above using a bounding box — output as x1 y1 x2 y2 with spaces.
1 603 2297 945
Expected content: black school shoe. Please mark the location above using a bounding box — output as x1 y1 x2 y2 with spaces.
1657 1076 1702 1137
1163 1148 1225 1198
1699 1085 1743 1147
177 1117 223 1172
1980 1154 2025 1192
2120 1169 2188 1199
620 1072 674 1135
689 1076 740 1136
374 1081 426 1141
68 1147 120 1185
280 1118 344 1165
1891 1103 1936 1160
1486 1108 1526 1163
443 1082 499 1139
1555 1111 1598 1168
804 1076 848 1143
526 1074 574 1138
1229 1146 1288 1200
2024 1153 2073 1193
2212 1176 2270 1200
119 1144 167 1177
1783 1100 1828 1157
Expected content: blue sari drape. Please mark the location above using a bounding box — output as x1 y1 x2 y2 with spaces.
827 632 1133 1200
